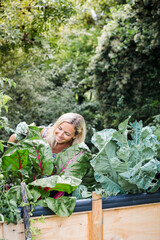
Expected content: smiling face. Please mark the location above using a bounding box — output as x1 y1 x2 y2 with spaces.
55 122 77 144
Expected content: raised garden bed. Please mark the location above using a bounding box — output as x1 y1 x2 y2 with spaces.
0 191 160 240
1 119 160 240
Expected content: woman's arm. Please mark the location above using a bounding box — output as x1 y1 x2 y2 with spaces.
8 133 19 143
8 128 45 143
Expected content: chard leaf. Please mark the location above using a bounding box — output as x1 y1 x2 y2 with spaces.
22 139 53 177
54 143 92 180
29 188 42 202
45 196 76 217
27 125 43 139
2 149 30 178
81 166 97 191
30 175 81 194
94 172 125 196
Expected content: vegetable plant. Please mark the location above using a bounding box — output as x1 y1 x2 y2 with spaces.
0 125 92 223
91 118 160 197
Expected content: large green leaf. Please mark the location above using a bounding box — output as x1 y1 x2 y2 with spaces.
94 172 125 196
91 140 118 181
2 138 54 181
110 157 127 173
45 196 76 217
91 118 160 196
22 139 54 177
91 128 116 151
54 142 92 180
118 175 138 194
30 175 81 194
119 159 158 190
6 185 22 205
2 149 31 179
113 131 128 148
118 117 130 133
27 125 43 139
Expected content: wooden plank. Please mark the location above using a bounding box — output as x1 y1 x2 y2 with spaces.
92 192 103 240
0 223 4 239
103 203 160 240
31 212 91 240
88 212 92 240
1 200 160 240
2 221 25 240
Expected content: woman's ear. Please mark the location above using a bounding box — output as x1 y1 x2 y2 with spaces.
73 134 78 140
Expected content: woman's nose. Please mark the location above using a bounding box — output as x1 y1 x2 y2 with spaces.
58 131 64 137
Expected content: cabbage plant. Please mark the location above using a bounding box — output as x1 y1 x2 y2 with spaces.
91 118 160 197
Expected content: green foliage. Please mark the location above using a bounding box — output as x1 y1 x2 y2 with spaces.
0 125 92 222
0 0 77 133
45 196 77 217
0 184 21 224
88 0 160 128
0 77 16 152
0 0 127 145
91 118 160 197
0 77 16 114
0 0 75 51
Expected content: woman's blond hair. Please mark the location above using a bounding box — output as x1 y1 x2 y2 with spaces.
45 112 86 148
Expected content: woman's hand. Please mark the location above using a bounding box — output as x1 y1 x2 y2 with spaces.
15 122 29 140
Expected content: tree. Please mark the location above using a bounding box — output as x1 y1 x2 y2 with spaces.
0 0 76 140
0 0 126 145
0 77 16 151
88 0 160 128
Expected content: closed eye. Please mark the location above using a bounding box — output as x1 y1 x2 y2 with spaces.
65 132 71 136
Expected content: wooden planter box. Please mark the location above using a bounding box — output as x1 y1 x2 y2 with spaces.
0 191 160 240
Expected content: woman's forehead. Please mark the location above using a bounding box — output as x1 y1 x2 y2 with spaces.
59 122 75 133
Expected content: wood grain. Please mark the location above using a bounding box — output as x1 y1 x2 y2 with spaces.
92 192 103 240
103 203 160 240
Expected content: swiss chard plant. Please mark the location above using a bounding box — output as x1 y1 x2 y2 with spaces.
91 118 160 197
0 125 92 223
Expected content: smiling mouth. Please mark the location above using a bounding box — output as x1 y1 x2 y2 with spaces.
56 137 63 141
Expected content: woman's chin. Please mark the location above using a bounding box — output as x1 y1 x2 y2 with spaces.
56 138 64 143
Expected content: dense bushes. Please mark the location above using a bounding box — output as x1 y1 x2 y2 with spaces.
88 0 160 128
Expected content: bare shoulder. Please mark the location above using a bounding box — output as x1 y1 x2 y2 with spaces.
40 126 53 139
40 128 46 138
